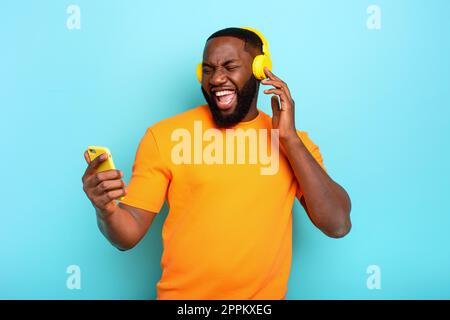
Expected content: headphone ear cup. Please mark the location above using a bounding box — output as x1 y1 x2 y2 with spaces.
252 55 272 80
196 63 202 83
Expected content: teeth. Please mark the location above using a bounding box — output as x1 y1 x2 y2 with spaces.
215 90 234 97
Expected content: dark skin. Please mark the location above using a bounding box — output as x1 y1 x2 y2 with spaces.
262 69 351 237
201 37 259 120
82 152 155 250
81 36 351 251
202 37 351 238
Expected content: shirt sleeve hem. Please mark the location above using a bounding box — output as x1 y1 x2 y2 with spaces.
119 196 163 214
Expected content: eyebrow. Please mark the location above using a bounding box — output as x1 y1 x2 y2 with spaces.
202 59 240 67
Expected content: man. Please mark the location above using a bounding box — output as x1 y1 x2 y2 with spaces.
82 27 351 300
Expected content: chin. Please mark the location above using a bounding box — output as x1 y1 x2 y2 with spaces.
218 104 237 116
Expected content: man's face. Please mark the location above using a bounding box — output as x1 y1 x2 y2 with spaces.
201 36 259 128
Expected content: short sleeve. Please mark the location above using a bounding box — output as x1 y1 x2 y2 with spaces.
119 128 171 213
296 131 326 201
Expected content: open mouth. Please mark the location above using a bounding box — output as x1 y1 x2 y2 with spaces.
212 89 237 111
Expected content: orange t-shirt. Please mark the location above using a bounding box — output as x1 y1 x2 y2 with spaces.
120 105 325 299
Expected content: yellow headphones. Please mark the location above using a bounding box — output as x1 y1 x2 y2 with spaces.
196 27 272 83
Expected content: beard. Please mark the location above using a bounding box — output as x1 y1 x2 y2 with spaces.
201 76 258 128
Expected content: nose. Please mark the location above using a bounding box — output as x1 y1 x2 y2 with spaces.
209 68 227 86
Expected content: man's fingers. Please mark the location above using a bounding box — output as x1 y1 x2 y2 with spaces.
264 66 280 81
262 79 292 99
261 79 283 89
89 152 108 170
262 68 292 97
263 66 273 79
85 169 123 188
264 88 284 96
82 151 92 183
83 152 108 177
271 96 281 126
84 151 92 164
83 152 108 183
264 89 292 111
100 188 127 205
271 95 281 113
94 179 126 195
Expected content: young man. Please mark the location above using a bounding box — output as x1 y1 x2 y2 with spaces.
82 27 351 300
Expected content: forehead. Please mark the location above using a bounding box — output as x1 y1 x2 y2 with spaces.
203 36 252 63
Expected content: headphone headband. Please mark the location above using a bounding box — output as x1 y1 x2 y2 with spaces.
240 26 270 57
196 27 272 82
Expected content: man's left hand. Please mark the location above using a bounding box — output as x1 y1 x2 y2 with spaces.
261 67 298 142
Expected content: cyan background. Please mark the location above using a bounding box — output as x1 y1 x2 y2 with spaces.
1 0 449 299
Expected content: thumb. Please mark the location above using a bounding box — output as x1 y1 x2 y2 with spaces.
271 95 280 112
84 151 91 164
271 95 281 117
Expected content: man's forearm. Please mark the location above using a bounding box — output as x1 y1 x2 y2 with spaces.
281 135 351 238
96 206 143 250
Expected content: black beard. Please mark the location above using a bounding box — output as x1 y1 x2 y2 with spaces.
201 77 258 128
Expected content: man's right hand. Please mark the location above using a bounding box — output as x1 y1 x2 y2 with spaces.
82 151 127 217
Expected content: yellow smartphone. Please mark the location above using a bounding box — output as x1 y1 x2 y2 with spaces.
86 146 124 201
87 146 116 171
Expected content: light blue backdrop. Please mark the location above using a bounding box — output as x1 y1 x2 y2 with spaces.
1 0 449 299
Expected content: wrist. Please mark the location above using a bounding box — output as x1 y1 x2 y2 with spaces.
280 133 309 158
279 131 301 147
95 205 116 221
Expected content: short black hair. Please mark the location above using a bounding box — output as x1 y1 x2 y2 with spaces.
206 27 263 55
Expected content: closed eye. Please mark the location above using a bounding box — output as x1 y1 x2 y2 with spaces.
202 66 213 74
